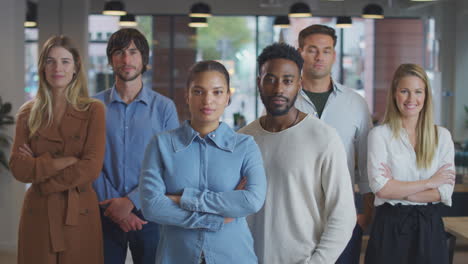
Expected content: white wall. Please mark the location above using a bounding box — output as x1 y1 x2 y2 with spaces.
452 1 468 141
38 0 89 70
430 0 468 141
0 0 26 254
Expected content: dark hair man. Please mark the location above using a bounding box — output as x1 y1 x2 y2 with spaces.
93 28 180 264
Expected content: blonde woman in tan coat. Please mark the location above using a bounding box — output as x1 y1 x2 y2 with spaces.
9 35 106 264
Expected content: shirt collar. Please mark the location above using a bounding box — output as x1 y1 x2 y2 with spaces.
109 84 149 105
331 78 344 93
171 120 237 153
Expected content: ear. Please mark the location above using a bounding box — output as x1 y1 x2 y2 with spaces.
295 76 302 93
257 75 261 89
108 57 113 69
185 90 189 105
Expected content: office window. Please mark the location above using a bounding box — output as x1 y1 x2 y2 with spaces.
25 28 39 100
152 16 257 127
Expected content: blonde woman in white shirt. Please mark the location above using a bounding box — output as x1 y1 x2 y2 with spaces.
365 64 455 264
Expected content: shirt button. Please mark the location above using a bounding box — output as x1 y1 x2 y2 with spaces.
211 134 216 138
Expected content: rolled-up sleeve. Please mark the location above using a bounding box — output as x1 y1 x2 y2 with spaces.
140 136 224 231
180 138 266 218
367 128 390 194
436 128 455 206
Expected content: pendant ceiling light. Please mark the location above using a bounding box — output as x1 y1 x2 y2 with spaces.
336 16 352 28
362 3 384 19
273 16 290 28
119 14 137 27
103 1 127 16
189 17 208 28
24 1 38 28
189 2 212 18
288 2 312 18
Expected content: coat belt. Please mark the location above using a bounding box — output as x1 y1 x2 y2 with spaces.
47 186 85 252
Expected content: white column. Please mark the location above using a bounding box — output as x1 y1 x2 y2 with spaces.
38 0 90 69
453 1 468 141
0 0 26 254
434 1 468 141
434 2 456 134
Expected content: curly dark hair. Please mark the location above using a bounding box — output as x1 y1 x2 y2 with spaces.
106 28 150 74
257 42 304 73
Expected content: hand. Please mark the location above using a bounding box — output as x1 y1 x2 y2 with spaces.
167 194 181 205
100 197 135 222
357 214 371 232
358 193 375 232
426 163 456 189
19 144 34 157
224 217 234 224
379 163 393 179
118 212 148 232
235 177 247 190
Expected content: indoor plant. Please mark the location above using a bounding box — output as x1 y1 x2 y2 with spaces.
0 97 14 168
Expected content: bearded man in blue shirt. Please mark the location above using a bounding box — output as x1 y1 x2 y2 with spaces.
93 28 179 264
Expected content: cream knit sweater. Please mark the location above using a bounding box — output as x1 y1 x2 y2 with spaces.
240 114 356 264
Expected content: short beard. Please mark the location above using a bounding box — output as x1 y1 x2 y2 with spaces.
115 71 141 82
260 92 298 116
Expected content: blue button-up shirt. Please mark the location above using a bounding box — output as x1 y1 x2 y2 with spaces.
93 85 179 210
140 121 266 264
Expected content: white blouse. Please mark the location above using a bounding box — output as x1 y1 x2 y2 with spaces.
368 124 455 206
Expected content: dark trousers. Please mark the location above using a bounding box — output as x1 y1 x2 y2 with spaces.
100 209 159 264
336 223 363 264
365 203 448 264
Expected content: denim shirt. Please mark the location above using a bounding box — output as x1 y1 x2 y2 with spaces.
140 121 266 264
93 85 179 210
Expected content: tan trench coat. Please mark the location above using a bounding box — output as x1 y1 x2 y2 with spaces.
9 101 106 264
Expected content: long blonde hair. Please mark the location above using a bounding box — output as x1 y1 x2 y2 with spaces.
382 63 438 169
19 35 96 137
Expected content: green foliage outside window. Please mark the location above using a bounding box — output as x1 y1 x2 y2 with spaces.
196 17 253 60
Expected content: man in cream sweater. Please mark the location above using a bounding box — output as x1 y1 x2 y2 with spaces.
240 43 356 264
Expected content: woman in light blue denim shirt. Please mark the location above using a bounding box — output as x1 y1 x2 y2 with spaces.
140 60 266 264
